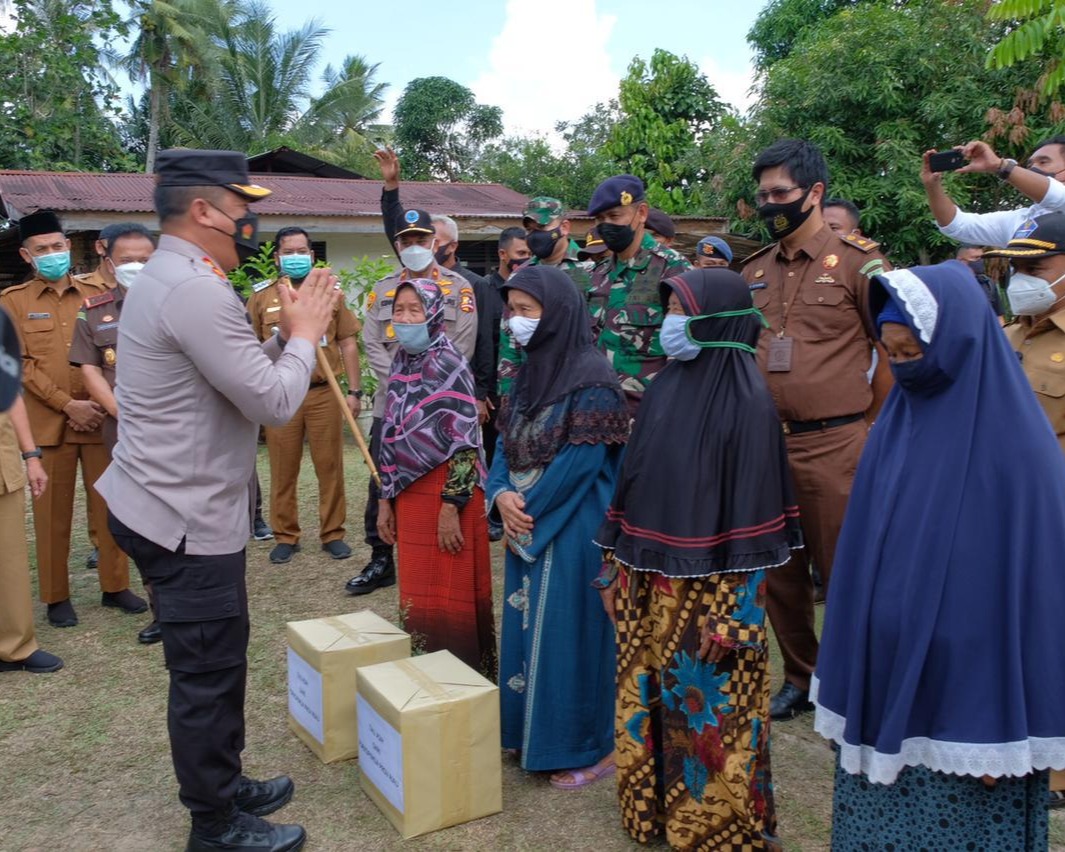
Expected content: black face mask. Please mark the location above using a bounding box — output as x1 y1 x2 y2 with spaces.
506 257 525 272
526 228 562 260
208 204 260 265
598 217 639 253
435 243 453 265
758 188 814 240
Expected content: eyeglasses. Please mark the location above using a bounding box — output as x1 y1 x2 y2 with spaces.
755 185 807 206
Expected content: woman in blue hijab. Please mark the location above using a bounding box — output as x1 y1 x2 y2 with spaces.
813 261 1065 850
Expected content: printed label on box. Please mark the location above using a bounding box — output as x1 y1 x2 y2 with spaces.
357 694 404 813
287 647 324 744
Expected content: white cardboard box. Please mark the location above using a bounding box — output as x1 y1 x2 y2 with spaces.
286 610 410 763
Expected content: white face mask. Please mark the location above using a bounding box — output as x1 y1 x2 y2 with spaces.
1007 270 1065 316
509 316 540 347
399 242 435 272
113 261 145 289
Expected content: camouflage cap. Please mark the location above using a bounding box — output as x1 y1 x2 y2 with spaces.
522 196 565 227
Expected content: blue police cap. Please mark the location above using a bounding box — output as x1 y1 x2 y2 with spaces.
587 175 646 217
696 236 733 264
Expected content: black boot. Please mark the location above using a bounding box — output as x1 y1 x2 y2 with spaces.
186 811 305 852
344 547 395 596
770 682 814 720
234 775 294 817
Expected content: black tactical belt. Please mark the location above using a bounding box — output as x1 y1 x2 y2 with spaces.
782 412 864 436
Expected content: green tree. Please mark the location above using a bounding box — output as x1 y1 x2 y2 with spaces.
747 0 863 71
392 77 503 181
118 0 230 171
701 0 1061 264
605 49 725 213
477 136 570 200
987 0 1065 96
554 101 622 207
0 0 133 171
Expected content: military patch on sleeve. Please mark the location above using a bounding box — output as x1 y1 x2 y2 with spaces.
367 292 376 309
252 279 272 293
84 291 115 309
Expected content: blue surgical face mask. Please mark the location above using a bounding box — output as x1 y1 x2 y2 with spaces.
508 316 540 347
660 314 702 361
279 254 313 280
34 250 71 282
659 308 765 361
392 320 431 354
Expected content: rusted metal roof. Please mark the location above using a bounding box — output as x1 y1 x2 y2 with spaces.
0 170 531 219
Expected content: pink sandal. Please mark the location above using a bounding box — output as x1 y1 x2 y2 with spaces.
549 757 616 790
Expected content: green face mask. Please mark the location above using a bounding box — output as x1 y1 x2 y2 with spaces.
279 254 313 280
34 251 71 282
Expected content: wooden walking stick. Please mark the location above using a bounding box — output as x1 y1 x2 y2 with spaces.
315 347 381 489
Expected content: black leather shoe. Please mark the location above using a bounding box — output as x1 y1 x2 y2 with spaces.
235 775 295 817
269 543 300 564
47 599 78 628
85 547 99 570
321 540 352 560
344 550 395 596
186 812 305 852
252 517 274 541
138 620 162 645
102 589 149 614
770 682 814 720
0 648 64 673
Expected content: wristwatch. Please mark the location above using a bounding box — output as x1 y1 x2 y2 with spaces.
21 447 42 460
348 389 364 399
997 158 1018 179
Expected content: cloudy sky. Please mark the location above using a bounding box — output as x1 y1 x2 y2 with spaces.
270 0 770 137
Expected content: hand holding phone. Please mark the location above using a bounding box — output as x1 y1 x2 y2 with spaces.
929 150 966 173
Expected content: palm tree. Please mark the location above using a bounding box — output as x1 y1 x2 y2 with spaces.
117 0 234 171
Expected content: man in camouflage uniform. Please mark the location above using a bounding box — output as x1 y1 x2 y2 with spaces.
586 175 691 415
345 208 478 597
496 197 595 395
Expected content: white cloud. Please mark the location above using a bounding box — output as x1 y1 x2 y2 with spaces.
699 53 758 115
470 0 618 141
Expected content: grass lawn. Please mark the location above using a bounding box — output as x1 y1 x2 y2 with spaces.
2 440 1063 851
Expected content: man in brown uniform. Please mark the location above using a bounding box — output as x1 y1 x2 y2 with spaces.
0 210 146 629
247 226 362 564
0 308 62 675
69 224 159 644
985 212 1065 806
740 139 892 719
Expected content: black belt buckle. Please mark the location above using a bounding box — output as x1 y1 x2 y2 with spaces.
783 412 862 436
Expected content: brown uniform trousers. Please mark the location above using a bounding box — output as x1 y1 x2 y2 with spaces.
743 225 889 692
0 275 129 604
247 277 359 546
1004 311 1065 795
0 413 37 662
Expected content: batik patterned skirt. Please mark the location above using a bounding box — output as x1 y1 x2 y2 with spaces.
615 566 777 851
832 757 1048 851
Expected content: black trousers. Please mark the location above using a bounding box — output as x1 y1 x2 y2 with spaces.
363 416 388 550
109 512 249 824
482 393 500 469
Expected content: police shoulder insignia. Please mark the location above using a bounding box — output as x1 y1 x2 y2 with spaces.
200 256 228 280
367 292 377 309
252 279 272 293
84 291 115 309
459 286 475 313
841 233 880 253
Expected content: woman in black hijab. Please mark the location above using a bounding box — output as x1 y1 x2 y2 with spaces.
597 268 802 850
487 265 630 788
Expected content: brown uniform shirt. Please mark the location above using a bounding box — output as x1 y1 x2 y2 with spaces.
741 226 889 423
68 286 124 449
75 267 113 291
0 275 107 446
0 412 26 496
246 276 360 384
1004 310 1065 452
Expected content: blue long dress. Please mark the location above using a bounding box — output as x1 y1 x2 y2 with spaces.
488 438 623 772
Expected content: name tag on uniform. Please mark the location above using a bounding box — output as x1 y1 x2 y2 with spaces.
265 305 281 314
768 336 793 372
28 312 50 319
